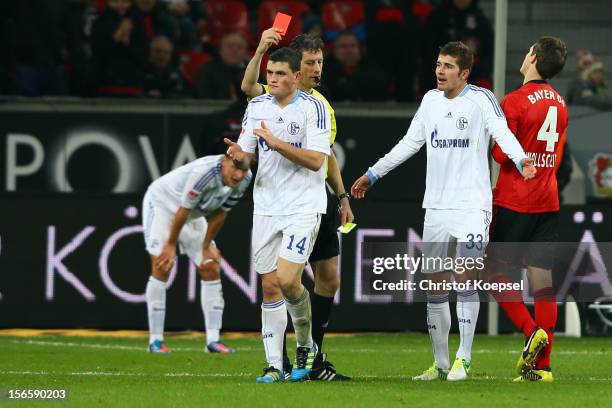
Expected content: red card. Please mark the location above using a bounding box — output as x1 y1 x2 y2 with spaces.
272 12 292 36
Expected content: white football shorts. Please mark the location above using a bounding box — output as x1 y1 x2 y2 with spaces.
252 213 321 274
142 190 210 266
421 208 491 273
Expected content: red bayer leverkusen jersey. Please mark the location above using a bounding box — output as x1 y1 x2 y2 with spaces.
492 80 568 213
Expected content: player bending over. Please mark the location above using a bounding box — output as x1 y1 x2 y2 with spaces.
143 154 252 353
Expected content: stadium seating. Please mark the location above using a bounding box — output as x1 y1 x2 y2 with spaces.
93 0 107 13
321 0 365 42
257 1 311 46
179 50 213 84
411 0 434 26
203 0 251 47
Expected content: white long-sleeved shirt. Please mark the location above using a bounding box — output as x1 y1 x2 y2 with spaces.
238 90 331 216
369 84 528 211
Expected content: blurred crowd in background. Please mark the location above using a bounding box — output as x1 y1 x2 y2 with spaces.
0 0 494 102
0 0 609 108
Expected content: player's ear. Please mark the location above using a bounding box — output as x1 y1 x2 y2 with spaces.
295 70 302 82
460 68 470 81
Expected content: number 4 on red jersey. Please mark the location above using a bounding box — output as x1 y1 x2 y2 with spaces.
492 80 569 213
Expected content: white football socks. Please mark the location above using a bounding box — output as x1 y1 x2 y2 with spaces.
285 288 313 349
456 289 480 362
201 279 224 344
427 293 451 371
261 299 288 371
146 276 166 344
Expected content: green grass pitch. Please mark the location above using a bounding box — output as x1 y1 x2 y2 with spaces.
1 333 610 407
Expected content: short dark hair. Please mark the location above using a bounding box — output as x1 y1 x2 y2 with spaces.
439 41 474 73
288 34 324 59
532 36 567 79
269 47 301 72
232 156 251 171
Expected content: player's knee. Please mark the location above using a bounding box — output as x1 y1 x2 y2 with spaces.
278 276 301 299
312 258 339 294
315 272 339 296
199 262 221 281
261 274 282 298
453 269 474 283
527 266 552 291
426 290 450 298
152 268 170 282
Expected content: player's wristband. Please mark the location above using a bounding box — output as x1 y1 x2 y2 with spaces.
365 169 378 185
338 192 350 202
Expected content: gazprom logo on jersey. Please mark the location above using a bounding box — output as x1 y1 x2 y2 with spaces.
430 126 469 149
258 136 302 151
287 122 301 135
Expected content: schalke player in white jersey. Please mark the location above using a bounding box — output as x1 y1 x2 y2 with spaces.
352 42 537 381
143 154 252 354
225 47 331 383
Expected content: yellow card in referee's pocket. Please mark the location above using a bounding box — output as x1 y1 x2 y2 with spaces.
337 222 357 234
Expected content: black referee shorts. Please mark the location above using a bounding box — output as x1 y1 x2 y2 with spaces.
488 206 559 270
309 190 340 263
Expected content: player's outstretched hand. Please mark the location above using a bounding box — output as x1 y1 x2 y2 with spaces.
224 138 244 160
351 175 372 199
155 243 176 273
338 199 355 225
521 157 537 180
254 121 281 150
256 28 282 55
